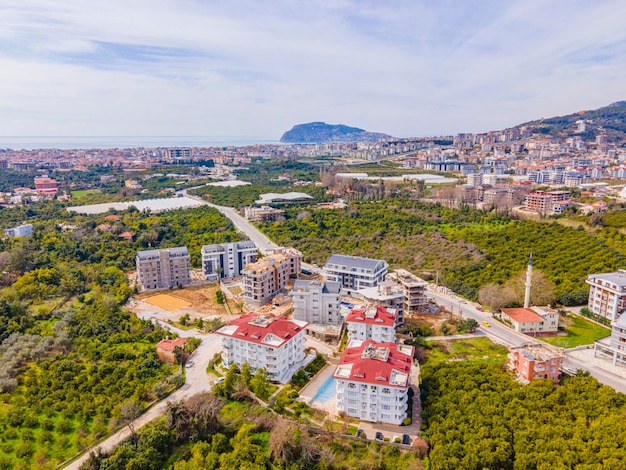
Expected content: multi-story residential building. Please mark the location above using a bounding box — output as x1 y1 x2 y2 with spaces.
164 148 192 159
346 304 397 343
34 176 58 196
215 313 308 382
594 314 626 367
244 206 285 222
290 280 342 325
4 223 33 238
386 269 428 319
500 306 559 335
324 254 388 293
242 249 301 306
356 281 405 326
523 191 569 213
466 173 483 187
290 279 343 343
201 240 257 281
270 247 302 278
136 246 191 291
508 344 563 383
334 340 414 425
586 270 626 321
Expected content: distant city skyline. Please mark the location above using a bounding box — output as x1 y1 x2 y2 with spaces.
2 1 626 138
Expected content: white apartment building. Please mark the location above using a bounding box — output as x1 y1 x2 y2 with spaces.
290 279 342 325
500 307 559 335
324 254 388 293
201 240 257 281
242 248 302 306
594 314 626 367
346 304 397 343
586 270 626 321
215 313 308 382
136 246 191 291
357 282 405 326
334 340 414 425
4 223 33 238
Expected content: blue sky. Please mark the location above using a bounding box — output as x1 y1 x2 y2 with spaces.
1 0 626 138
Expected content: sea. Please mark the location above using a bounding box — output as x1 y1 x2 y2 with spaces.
0 136 280 150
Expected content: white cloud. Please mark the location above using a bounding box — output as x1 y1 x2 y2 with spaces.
1 0 626 138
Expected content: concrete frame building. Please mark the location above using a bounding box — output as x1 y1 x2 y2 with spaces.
346 304 397 344
201 240 257 281
242 249 302 306
356 282 405 326
324 254 388 293
136 246 191 291
508 344 563 384
386 269 428 319
500 307 559 335
586 270 626 321
215 313 308 382
334 340 414 425
523 191 569 214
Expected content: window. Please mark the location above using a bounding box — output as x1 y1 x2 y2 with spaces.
382 388 391 395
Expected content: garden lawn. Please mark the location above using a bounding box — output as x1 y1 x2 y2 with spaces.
541 314 611 348
425 337 508 366
70 189 101 199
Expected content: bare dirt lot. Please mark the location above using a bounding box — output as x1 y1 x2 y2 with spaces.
135 285 229 316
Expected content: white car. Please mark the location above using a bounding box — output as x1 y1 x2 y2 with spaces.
213 377 225 385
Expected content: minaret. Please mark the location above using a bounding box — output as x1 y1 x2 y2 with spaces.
524 254 533 308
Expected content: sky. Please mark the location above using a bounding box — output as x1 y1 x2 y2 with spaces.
1 0 626 139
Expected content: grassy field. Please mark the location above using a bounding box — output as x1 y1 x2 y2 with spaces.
70 189 101 199
541 314 611 348
424 337 508 366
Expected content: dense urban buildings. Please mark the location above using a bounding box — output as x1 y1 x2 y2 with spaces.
324 254 388 293
346 304 397 343
586 270 626 321
334 340 414 425
215 313 308 383
135 246 191 291
508 345 563 383
201 240 257 281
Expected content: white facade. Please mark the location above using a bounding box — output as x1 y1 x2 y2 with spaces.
4 223 33 237
290 279 342 325
216 313 308 382
586 270 626 321
334 341 414 425
136 246 191 291
346 305 396 343
324 254 388 292
201 240 257 281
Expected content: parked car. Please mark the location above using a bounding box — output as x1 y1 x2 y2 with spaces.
375 432 383 441
185 360 194 368
482 321 491 327
356 429 365 438
213 377 225 385
476 306 483 311
402 434 411 445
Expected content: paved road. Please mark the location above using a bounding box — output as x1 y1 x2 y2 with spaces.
65 319 222 469
427 287 626 393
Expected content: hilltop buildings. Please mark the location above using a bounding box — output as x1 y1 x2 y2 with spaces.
346 304 397 343
201 240 257 281
215 313 308 383
334 340 414 425
324 254 388 293
586 270 626 321
136 246 191 291
4 223 33 238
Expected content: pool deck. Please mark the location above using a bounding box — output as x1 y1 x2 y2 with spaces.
299 364 336 406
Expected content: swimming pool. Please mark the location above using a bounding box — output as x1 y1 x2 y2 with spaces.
312 376 337 403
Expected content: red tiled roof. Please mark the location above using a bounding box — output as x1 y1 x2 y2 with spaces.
346 304 396 327
156 337 187 352
215 313 308 348
501 308 542 323
333 340 413 388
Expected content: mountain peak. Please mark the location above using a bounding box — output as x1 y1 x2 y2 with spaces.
280 122 391 143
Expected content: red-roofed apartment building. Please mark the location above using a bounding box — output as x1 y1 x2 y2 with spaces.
508 344 563 383
156 337 188 363
346 304 397 343
334 340 414 425
500 307 559 335
215 313 308 383
34 176 58 196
